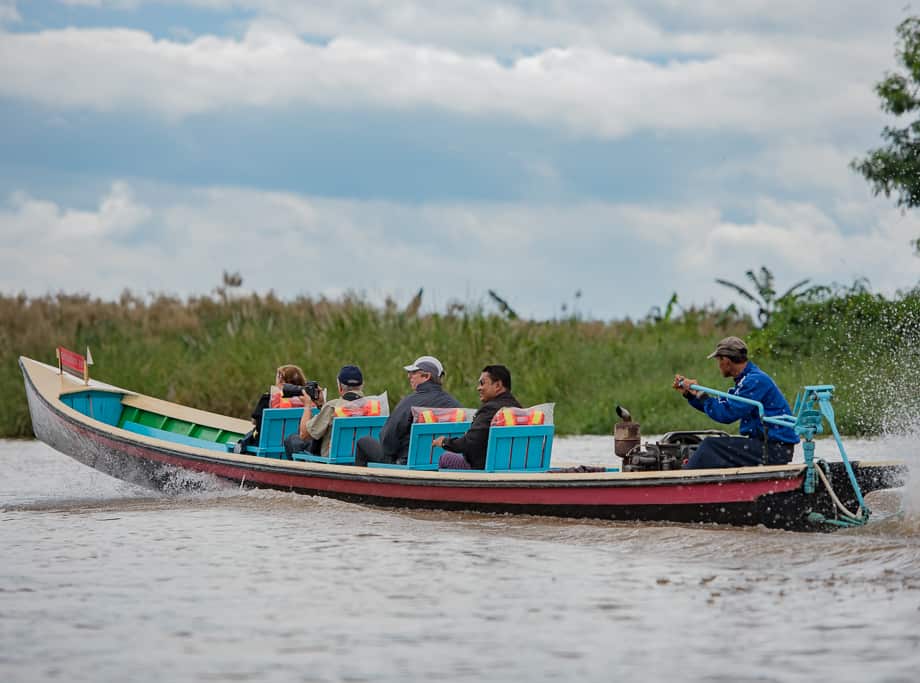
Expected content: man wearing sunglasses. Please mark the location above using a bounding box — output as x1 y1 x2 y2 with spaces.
354 355 461 467
433 364 521 470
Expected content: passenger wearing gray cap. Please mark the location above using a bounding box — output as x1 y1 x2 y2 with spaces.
354 355 461 467
672 336 798 469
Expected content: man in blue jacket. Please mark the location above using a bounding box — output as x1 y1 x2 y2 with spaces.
673 336 798 469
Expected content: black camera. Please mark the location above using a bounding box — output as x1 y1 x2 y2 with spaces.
282 381 321 401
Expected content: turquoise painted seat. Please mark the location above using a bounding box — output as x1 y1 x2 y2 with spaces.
251 407 307 459
481 424 554 472
293 415 386 465
369 421 473 470
225 408 319 459
122 420 229 452
61 390 124 426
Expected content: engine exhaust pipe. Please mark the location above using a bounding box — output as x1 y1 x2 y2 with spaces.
613 405 641 458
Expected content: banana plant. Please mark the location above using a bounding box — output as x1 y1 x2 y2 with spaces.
715 266 812 326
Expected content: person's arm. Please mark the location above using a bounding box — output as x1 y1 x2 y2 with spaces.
441 406 495 455
701 375 766 425
379 401 409 456
251 392 270 424
674 375 707 413
302 402 331 440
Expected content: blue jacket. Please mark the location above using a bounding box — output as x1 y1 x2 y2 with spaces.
686 361 798 444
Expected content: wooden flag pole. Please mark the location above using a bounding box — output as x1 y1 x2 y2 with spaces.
84 347 93 385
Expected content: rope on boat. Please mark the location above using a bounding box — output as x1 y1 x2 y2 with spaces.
813 459 865 525
690 382 872 529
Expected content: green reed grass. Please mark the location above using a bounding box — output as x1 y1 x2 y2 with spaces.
1 288 917 439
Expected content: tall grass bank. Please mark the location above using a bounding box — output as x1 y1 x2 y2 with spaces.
2 286 917 439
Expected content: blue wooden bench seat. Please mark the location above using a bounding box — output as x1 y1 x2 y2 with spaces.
122 420 229 452
438 424 554 472
223 407 312 459
368 421 473 470
292 415 386 465
482 424 554 472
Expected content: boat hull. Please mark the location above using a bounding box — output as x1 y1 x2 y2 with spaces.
21 357 908 531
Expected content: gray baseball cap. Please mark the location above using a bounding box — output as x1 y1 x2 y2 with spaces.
403 355 444 376
707 336 748 359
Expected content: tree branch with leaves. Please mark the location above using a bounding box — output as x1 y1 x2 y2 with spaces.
851 16 920 256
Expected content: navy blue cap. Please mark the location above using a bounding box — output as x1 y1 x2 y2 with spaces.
337 365 363 387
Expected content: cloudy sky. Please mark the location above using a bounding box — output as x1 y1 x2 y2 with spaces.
2 1 919 320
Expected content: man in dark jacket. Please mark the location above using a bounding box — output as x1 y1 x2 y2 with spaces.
354 355 461 466
434 364 521 470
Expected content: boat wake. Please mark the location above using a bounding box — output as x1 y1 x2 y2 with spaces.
147 462 228 495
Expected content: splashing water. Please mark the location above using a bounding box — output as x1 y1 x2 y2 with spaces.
149 462 229 495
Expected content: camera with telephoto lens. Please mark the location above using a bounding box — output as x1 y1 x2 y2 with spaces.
282 381 321 401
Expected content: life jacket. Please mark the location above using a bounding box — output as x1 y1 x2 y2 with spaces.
415 407 468 423
491 406 545 427
334 399 381 417
269 393 306 409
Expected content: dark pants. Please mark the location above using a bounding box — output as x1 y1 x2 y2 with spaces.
354 436 406 467
283 434 314 459
684 436 795 469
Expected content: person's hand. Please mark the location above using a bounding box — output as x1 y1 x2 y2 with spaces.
301 390 316 409
433 437 446 447
673 374 696 392
673 375 700 398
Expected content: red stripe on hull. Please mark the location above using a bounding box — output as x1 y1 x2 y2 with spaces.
68 418 802 508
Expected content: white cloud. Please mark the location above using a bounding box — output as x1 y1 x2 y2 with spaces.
0 16 891 138
716 142 868 197
0 184 160 294
1 1 914 322
65 2 903 59
681 197 920 294
0 0 19 24
1 181 917 319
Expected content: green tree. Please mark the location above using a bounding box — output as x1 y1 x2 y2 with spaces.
851 17 920 255
715 266 811 327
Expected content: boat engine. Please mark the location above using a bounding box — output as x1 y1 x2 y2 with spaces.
614 405 732 471
620 427 732 472
621 439 684 471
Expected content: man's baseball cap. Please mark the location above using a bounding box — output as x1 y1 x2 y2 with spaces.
337 365 364 387
707 336 748 359
403 355 444 377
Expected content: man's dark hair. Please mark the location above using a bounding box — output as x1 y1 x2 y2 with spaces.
723 352 747 364
482 364 511 390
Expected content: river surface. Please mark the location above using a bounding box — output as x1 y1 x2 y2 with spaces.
2 436 920 682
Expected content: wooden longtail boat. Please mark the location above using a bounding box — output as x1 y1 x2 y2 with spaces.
20 355 908 531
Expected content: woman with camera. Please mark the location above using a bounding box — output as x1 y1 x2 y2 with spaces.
233 364 313 454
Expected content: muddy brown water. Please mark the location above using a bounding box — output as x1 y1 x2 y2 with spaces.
2 437 919 682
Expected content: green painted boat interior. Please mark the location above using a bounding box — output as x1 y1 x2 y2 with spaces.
61 390 245 444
